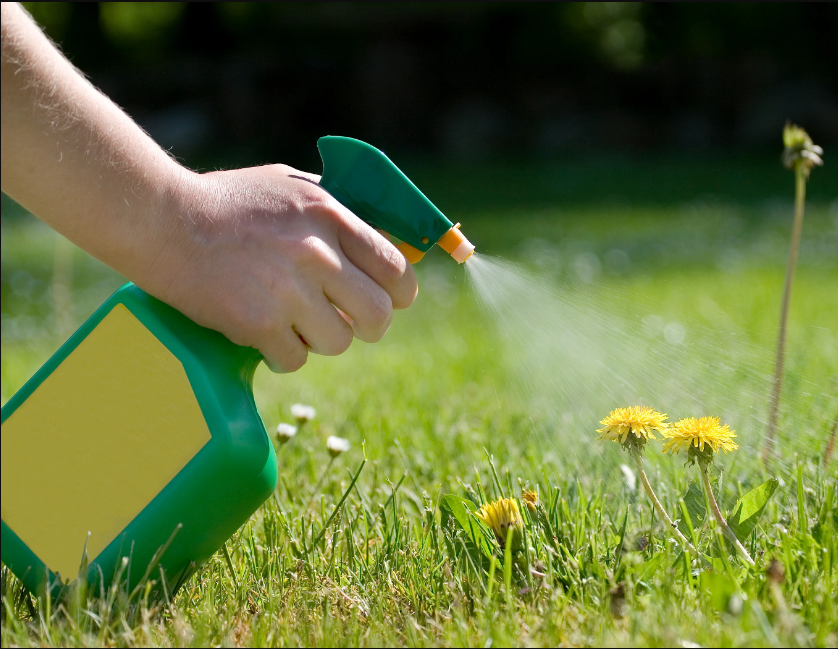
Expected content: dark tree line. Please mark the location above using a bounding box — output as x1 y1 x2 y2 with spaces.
23 3 838 167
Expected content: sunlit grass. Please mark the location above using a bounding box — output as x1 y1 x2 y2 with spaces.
1 187 836 646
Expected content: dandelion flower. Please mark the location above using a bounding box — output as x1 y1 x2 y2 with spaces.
291 403 316 424
276 423 298 444
597 406 668 453
521 489 538 512
598 407 699 558
475 498 524 549
662 416 738 465
326 435 350 457
665 416 753 566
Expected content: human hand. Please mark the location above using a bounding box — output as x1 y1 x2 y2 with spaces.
145 165 418 372
3 3 417 373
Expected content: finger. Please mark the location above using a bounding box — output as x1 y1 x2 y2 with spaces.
324 260 393 343
336 216 418 310
293 294 355 357
259 327 309 374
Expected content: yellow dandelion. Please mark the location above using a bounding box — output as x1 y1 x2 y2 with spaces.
662 416 738 459
521 489 538 512
475 498 524 549
667 416 753 565
597 406 668 452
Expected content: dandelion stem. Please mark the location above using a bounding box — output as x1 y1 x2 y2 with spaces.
699 463 755 567
764 166 806 464
632 454 698 557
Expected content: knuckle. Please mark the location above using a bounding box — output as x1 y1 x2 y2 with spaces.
222 301 270 347
367 291 393 334
295 236 342 274
281 345 308 373
246 309 276 339
321 324 354 356
390 268 418 310
379 243 407 281
282 184 331 219
309 194 343 221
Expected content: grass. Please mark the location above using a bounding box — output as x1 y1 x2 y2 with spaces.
1 157 837 647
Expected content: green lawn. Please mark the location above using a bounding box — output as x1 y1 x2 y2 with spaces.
1 159 836 647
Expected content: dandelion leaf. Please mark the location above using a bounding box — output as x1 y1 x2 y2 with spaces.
676 481 706 538
727 478 779 543
613 508 629 572
703 555 726 574
699 570 737 612
636 552 665 583
439 494 495 562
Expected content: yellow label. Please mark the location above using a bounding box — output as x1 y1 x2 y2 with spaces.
1 304 211 582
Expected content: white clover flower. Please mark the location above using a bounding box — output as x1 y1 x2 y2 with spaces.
326 435 350 457
276 423 298 444
291 403 316 424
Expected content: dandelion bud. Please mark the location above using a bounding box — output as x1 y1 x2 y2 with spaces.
521 489 538 512
326 435 350 458
782 122 823 177
291 403 316 424
276 423 297 444
475 498 525 551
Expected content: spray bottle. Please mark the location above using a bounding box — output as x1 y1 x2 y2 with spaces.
0 136 475 596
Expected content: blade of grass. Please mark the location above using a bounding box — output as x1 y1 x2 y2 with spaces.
484 448 505 499
486 554 497 603
221 543 239 591
308 460 366 552
504 527 513 608
796 462 807 535
614 507 629 572
128 523 182 602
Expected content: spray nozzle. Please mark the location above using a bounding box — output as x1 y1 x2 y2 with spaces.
437 223 475 263
317 136 474 264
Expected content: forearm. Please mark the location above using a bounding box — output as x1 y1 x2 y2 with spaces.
1 2 188 284
1 3 418 373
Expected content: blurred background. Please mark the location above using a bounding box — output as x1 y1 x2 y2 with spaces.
13 2 838 168
2 3 837 432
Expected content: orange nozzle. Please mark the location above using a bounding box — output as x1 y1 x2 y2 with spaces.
395 242 426 264
437 223 475 263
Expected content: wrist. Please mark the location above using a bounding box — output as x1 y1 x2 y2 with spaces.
127 161 203 297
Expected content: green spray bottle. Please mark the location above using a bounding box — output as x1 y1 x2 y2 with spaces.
0 136 475 596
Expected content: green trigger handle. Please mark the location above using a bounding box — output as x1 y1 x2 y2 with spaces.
317 136 474 264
